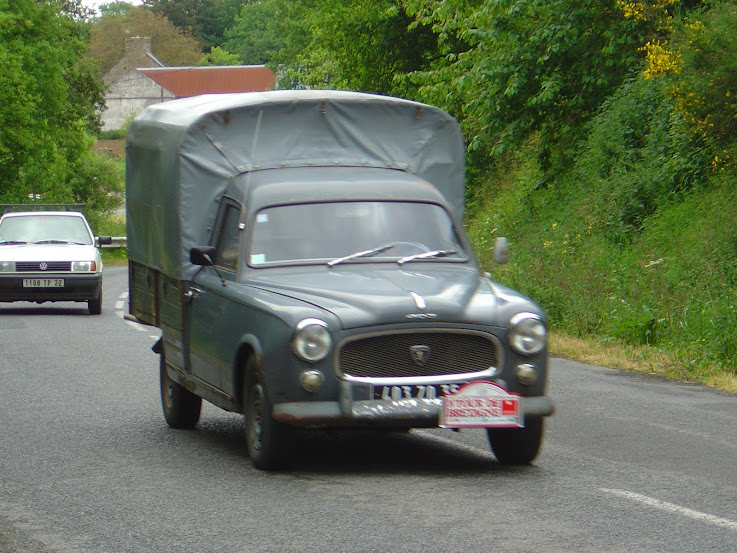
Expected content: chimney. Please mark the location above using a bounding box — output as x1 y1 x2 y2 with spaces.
124 36 152 65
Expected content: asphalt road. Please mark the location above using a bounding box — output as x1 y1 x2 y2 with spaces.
1 266 735 552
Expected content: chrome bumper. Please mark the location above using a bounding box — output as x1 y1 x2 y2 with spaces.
272 382 555 427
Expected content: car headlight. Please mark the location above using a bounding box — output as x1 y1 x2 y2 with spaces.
71 261 97 272
292 319 332 362
508 313 546 355
0 261 15 272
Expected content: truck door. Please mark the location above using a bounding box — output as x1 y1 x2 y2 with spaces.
185 199 243 394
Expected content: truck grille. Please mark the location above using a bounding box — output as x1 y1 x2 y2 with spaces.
16 261 72 272
338 330 498 379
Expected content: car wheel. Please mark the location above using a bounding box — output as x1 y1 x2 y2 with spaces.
244 358 294 470
88 289 102 315
487 417 544 465
160 353 201 429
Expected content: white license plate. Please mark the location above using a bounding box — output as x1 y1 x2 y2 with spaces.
23 278 64 288
375 383 463 401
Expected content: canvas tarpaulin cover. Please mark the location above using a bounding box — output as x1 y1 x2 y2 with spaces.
125 90 466 281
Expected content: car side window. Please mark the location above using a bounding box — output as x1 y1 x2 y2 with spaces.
214 203 241 271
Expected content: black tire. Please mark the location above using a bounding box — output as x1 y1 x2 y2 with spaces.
244 358 294 470
487 417 544 465
88 289 102 315
160 353 201 429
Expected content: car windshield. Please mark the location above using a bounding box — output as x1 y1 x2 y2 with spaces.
249 201 466 267
0 214 93 245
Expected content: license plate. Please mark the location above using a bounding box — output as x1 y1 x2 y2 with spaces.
23 278 64 288
374 383 464 401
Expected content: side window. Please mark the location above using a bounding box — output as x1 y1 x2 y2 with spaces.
214 203 241 271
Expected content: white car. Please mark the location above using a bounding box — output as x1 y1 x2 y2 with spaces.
0 209 111 314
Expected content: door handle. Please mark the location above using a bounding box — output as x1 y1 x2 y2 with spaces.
185 286 203 302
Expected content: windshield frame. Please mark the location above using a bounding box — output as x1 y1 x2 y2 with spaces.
244 199 471 270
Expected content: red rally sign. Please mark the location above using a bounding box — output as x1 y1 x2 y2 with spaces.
440 381 523 428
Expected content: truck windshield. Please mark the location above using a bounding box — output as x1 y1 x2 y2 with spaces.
249 201 466 267
0 214 93 245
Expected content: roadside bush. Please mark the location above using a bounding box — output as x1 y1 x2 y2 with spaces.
466 61 737 382
576 75 709 244
69 150 124 230
670 1 737 154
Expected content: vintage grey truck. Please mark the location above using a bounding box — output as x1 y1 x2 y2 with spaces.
125 90 554 469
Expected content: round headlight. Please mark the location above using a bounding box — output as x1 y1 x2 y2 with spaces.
292 319 331 362
508 314 546 355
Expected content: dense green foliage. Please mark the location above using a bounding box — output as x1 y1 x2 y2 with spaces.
142 0 242 52
0 0 121 213
465 2 737 380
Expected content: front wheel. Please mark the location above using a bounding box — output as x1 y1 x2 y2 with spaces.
487 417 544 465
88 288 102 315
244 358 294 470
160 354 201 429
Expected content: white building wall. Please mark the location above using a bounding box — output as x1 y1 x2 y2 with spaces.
101 69 175 131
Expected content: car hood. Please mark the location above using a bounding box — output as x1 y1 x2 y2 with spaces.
0 244 100 262
246 265 526 330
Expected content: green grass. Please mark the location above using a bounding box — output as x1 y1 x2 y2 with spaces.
467 138 737 392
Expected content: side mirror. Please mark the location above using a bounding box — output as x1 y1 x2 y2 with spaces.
493 237 509 265
97 236 113 246
190 246 217 266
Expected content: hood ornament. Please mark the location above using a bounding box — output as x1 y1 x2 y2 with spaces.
406 291 436 319
409 291 426 310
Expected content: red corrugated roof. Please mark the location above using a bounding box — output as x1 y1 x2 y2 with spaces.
139 66 276 97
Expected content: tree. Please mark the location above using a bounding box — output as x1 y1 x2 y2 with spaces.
223 0 299 65
0 0 108 204
197 46 240 66
240 0 440 96
404 0 655 173
87 6 203 74
142 0 242 51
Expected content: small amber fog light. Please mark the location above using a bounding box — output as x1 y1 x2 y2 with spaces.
300 370 325 393
516 363 538 386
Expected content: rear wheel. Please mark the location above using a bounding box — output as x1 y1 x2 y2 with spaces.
160 353 201 429
244 358 294 470
88 289 102 315
487 417 544 465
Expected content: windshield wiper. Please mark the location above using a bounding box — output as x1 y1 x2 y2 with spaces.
327 243 396 267
0 240 27 245
397 250 457 265
34 240 71 244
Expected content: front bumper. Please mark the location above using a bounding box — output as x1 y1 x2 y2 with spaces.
0 273 102 303
272 381 555 428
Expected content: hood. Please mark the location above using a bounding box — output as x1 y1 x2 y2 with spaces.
245 264 504 329
0 244 100 262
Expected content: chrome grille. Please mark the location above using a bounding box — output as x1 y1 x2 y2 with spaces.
16 261 72 272
338 331 498 379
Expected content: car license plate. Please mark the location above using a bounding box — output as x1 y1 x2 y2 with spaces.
23 278 64 288
374 383 464 401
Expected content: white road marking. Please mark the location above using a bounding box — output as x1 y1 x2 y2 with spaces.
601 488 737 531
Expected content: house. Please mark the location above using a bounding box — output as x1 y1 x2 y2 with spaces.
101 37 276 131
